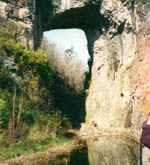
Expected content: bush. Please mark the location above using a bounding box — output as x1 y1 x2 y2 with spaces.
0 26 57 145
0 25 72 149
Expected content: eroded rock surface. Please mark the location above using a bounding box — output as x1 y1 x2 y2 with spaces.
0 0 52 49
86 0 150 133
0 1 34 49
87 136 140 165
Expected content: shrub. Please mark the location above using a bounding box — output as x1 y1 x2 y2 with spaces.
0 25 72 148
0 26 56 145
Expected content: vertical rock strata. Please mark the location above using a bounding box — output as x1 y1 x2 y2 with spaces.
86 0 150 131
131 2 150 129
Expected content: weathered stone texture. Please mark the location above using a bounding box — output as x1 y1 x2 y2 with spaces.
0 0 34 49
86 29 137 128
131 3 150 129
87 137 140 165
0 0 52 49
52 0 99 13
86 0 150 131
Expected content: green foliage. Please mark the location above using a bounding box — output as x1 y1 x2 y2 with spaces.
0 98 9 128
0 89 11 128
52 2 59 8
0 28 54 110
0 35 54 88
27 110 70 140
0 135 69 159
0 25 71 148
0 25 73 162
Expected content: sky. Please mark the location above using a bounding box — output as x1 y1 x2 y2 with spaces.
43 28 90 63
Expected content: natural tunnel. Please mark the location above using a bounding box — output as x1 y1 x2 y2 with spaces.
41 3 102 127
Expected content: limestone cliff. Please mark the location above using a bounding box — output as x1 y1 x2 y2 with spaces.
0 0 150 133
86 0 137 128
0 0 51 49
86 0 150 132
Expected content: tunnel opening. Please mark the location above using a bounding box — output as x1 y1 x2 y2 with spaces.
41 3 104 128
42 28 90 128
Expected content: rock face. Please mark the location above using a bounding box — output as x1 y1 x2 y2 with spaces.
86 0 137 128
87 136 140 165
86 0 150 131
0 0 52 49
0 0 35 49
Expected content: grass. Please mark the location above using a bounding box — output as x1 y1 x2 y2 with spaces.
0 136 69 160
2 138 82 164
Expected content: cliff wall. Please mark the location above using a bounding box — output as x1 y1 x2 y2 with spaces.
0 0 51 49
86 0 150 131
